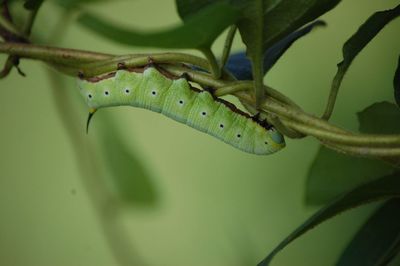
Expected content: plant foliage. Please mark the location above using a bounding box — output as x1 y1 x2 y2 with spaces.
0 0 399 265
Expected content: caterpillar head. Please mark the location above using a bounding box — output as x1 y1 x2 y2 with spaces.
254 127 285 154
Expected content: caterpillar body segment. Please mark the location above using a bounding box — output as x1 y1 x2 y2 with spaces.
78 67 285 155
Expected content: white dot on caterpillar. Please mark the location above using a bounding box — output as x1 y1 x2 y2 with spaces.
201 111 207 117
151 90 157 96
178 100 184 105
124 88 130 94
104 90 110 96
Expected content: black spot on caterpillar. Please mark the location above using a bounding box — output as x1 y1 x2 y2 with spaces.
78 68 285 155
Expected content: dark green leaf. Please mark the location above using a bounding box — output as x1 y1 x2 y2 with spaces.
23 0 44 10
177 0 338 51
258 172 400 266
175 0 215 19
383 244 400 266
394 56 400 107
357 101 400 134
331 4 400 105
305 146 393 205
78 2 239 49
388 248 400 266
177 0 340 106
259 0 340 51
263 20 326 74
390 253 400 266
225 20 325 80
305 101 398 205
337 199 400 266
98 116 157 206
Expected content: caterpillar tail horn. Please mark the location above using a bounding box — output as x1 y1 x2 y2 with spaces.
86 108 97 134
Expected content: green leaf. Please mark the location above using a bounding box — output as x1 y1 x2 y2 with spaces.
77 2 239 49
177 0 340 106
175 0 215 19
177 0 338 51
24 0 44 10
305 146 393 205
258 0 340 51
330 4 400 111
357 101 400 134
98 116 157 206
306 101 399 205
394 56 400 107
258 172 400 266
337 199 400 266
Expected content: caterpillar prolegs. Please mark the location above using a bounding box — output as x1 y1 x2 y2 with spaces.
77 67 285 155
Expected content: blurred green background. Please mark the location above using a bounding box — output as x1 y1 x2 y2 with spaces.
0 0 399 265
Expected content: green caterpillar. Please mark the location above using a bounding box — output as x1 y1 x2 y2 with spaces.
77 67 285 155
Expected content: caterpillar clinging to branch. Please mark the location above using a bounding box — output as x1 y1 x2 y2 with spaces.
77 67 285 155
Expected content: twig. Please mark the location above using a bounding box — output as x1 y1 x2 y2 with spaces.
0 42 112 64
79 52 211 77
322 141 400 157
1 42 400 158
280 118 400 147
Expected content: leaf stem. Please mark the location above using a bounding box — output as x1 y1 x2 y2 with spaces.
200 47 221 78
214 82 250 96
0 16 22 37
322 142 400 157
251 53 264 108
0 55 17 77
22 6 40 36
220 25 237 67
0 41 112 63
261 98 400 147
322 71 344 120
281 118 400 147
215 81 301 109
79 52 211 77
161 64 225 87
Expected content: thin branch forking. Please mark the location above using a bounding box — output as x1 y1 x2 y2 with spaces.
0 41 400 159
